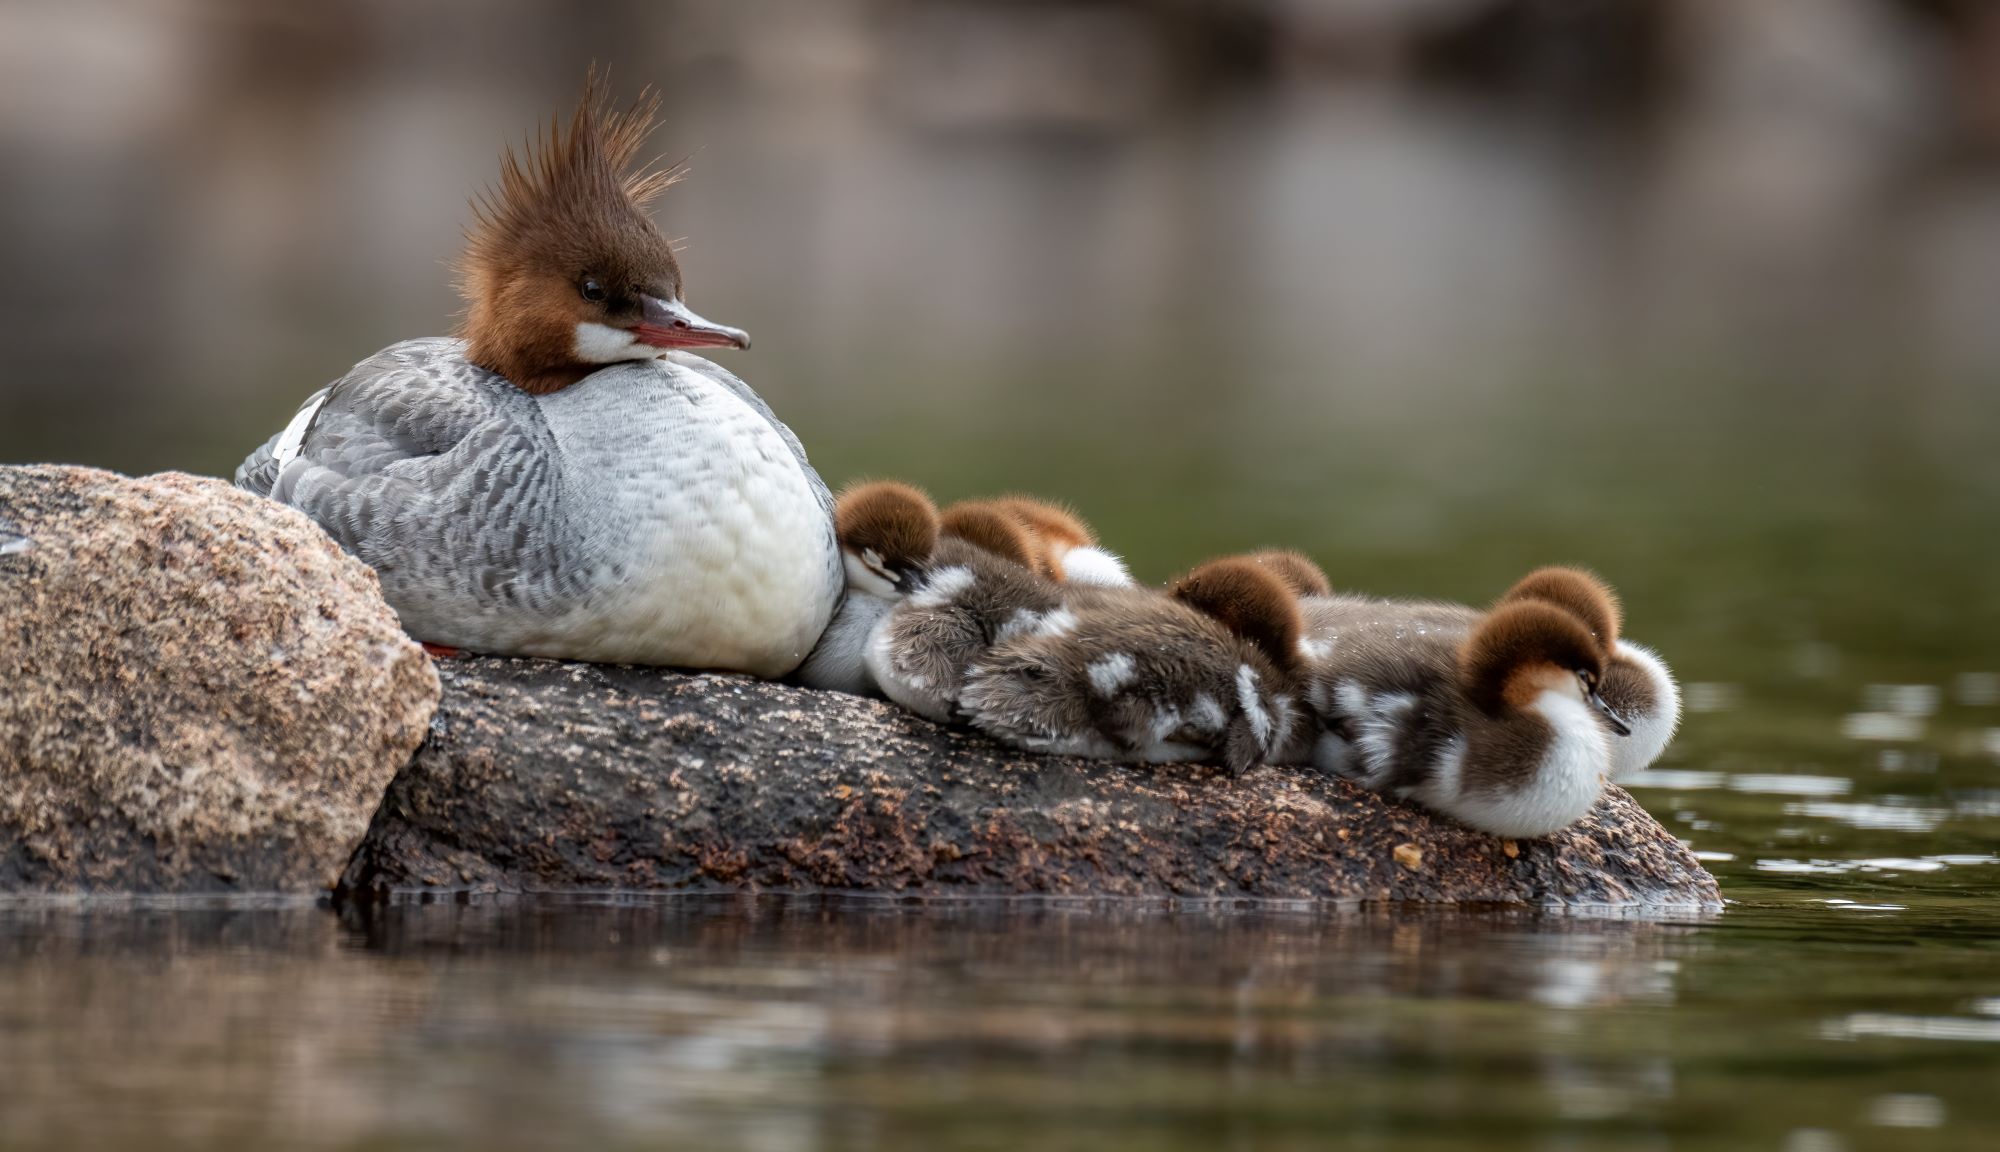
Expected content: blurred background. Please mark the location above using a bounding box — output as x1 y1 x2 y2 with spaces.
4 3 2000 1149
4 0 2000 678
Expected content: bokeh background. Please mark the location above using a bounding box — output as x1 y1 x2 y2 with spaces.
5 4 2000 1148
6 0 2000 683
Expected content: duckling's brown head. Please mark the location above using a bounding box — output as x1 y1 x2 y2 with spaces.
835 481 941 597
1238 549 1333 599
1498 567 1621 652
1460 601 1629 734
456 70 748 396
939 501 1041 572
1169 557 1307 677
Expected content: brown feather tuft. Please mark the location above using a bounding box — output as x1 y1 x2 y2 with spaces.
1169 557 1307 676
939 501 1039 571
835 481 941 572
1238 549 1332 598
1497 566 1621 650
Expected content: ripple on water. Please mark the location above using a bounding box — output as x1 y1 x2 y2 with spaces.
1756 854 2000 876
1782 800 1948 833
1824 1014 2000 1042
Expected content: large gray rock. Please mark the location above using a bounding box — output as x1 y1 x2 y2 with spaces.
342 658 1720 909
0 466 439 892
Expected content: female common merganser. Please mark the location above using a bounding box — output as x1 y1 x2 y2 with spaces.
1293 567 1679 837
236 75 841 676
793 481 939 695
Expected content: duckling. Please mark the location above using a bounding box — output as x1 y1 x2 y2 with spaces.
989 496 1133 586
793 481 940 695
235 71 841 675
937 500 1042 571
864 537 1066 722
1236 549 1334 599
956 581 1300 775
1498 566 1680 779
1305 597 1627 838
1166 555 1311 684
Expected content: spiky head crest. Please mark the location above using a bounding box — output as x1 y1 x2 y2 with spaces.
454 67 690 394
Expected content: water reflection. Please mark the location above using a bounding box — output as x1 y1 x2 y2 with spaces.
0 899 1708 1150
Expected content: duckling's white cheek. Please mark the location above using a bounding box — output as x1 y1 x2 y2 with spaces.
573 321 649 364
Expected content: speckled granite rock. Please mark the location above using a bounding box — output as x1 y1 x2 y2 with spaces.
0 465 439 892
341 658 1720 910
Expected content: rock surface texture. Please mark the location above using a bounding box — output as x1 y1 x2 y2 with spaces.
343 658 1720 909
0 466 439 892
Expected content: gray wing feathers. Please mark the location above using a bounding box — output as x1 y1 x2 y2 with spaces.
242 338 575 624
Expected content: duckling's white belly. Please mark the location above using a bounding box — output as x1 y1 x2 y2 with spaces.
503 365 837 675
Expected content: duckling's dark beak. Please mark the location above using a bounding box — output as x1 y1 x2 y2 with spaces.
635 295 751 351
1585 688 1633 737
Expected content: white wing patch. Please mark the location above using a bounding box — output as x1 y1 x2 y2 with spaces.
271 392 329 472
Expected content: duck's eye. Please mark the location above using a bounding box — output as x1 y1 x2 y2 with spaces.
579 278 607 303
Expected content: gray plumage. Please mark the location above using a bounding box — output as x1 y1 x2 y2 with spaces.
237 337 842 676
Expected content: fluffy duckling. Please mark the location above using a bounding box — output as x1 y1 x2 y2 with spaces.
1166 555 1312 685
1497 567 1680 779
956 588 1299 775
990 496 1133 586
1236 549 1334 599
864 537 1067 722
954 560 1305 775
794 481 940 695
937 500 1042 571
1304 596 1627 838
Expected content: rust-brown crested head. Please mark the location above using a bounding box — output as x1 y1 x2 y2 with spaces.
455 68 746 396
1459 600 1609 718
939 500 1040 571
1498 566 1622 651
1169 556 1307 676
1238 549 1332 599
835 481 940 593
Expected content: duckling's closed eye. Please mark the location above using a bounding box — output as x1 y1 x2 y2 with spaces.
1577 670 1633 736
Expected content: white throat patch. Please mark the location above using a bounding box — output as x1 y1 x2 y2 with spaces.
573 321 659 365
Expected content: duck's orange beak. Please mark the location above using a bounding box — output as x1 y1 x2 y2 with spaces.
635 295 751 351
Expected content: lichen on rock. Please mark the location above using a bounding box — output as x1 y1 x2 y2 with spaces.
0 465 439 892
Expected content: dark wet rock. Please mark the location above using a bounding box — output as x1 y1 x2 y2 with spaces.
0 465 439 893
342 657 1720 909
